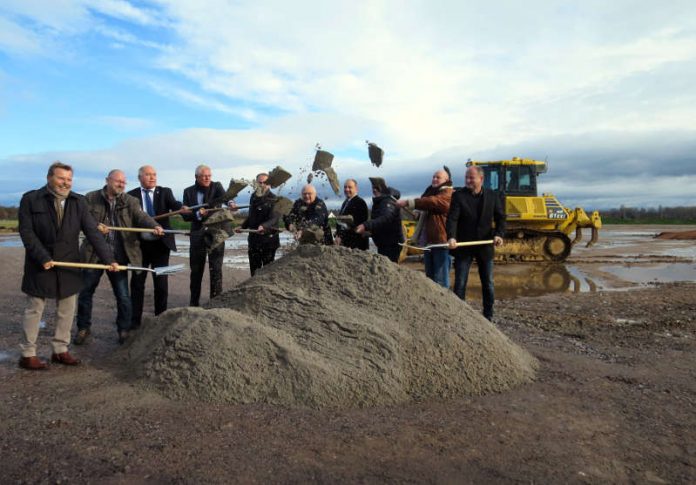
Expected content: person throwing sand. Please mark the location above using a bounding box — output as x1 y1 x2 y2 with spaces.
17 161 118 370
285 184 333 245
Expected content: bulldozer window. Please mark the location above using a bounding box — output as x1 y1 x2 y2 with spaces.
504 166 535 195
483 166 501 191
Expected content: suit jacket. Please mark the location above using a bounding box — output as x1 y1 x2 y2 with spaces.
446 187 506 256
182 182 226 232
335 195 369 250
128 186 183 252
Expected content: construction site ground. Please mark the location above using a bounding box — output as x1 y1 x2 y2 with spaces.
0 224 694 483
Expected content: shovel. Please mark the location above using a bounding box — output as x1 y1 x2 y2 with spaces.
51 261 185 276
399 239 494 251
152 203 207 221
225 179 250 200
104 226 190 236
367 141 384 167
266 166 293 188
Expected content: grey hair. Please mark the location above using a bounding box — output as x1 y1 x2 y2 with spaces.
195 164 211 176
344 178 358 186
138 165 155 177
47 161 72 177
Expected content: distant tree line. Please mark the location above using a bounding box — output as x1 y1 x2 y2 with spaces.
602 205 696 224
0 206 18 220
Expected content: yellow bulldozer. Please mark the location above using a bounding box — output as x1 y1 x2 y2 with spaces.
402 157 601 262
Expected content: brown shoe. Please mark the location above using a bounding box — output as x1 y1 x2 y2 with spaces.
51 352 81 366
18 356 48 370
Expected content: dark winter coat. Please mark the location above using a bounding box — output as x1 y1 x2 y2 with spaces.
182 181 226 232
284 197 334 245
19 186 115 299
128 186 183 252
335 195 369 250
446 187 506 257
81 188 158 265
241 190 281 250
364 188 404 248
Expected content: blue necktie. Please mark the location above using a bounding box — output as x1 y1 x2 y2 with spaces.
144 189 155 216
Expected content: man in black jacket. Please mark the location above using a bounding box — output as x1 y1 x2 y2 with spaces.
128 165 188 327
334 179 369 250
236 173 281 275
182 164 226 306
18 161 117 370
284 184 333 245
355 180 404 262
446 165 506 320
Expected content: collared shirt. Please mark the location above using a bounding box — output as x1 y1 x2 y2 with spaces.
140 187 155 213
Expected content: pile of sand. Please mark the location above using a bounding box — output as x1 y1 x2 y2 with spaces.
655 230 696 240
127 245 537 408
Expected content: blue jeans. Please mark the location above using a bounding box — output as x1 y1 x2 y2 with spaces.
453 250 495 320
77 269 132 332
424 248 451 288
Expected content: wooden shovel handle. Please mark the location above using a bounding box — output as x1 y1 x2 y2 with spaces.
52 262 128 271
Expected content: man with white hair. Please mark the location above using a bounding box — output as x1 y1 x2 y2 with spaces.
182 164 226 306
284 184 333 245
128 165 188 328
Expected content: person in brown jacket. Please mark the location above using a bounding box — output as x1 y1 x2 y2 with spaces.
396 168 453 287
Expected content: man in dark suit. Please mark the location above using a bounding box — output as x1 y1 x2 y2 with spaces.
128 165 188 328
182 164 226 306
334 178 369 250
446 165 506 321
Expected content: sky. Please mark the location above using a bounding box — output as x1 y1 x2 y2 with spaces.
1 0 695 209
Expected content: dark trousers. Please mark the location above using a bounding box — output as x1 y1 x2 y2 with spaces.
453 249 495 320
189 232 224 306
248 244 277 276
130 240 170 326
77 269 131 332
377 243 402 263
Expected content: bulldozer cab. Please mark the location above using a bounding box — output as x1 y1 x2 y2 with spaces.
469 158 547 196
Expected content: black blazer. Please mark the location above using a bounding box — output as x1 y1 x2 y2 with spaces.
181 182 226 232
446 188 506 255
128 186 183 252
335 195 369 250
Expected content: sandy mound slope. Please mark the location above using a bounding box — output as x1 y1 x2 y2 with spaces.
127 245 537 408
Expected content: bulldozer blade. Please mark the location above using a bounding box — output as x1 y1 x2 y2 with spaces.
367 141 384 167
267 166 292 188
225 179 250 200
587 227 599 247
312 149 334 171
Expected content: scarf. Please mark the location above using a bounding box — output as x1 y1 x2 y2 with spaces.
46 184 68 228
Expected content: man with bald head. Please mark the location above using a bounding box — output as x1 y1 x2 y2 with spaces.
284 184 333 245
128 165 188 328
396 167 454 287
76 169 164 345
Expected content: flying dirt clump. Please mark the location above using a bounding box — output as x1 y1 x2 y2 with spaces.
127 245 537 408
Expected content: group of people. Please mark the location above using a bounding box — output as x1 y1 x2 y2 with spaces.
16 160 504 371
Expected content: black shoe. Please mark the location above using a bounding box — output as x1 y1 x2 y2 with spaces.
130 322 141 331
118 330 130 345
73 328 91 345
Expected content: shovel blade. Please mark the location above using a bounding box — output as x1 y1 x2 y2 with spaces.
153 264 185 276
267 166 292 188
312 149 334 171
226 179 250 200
